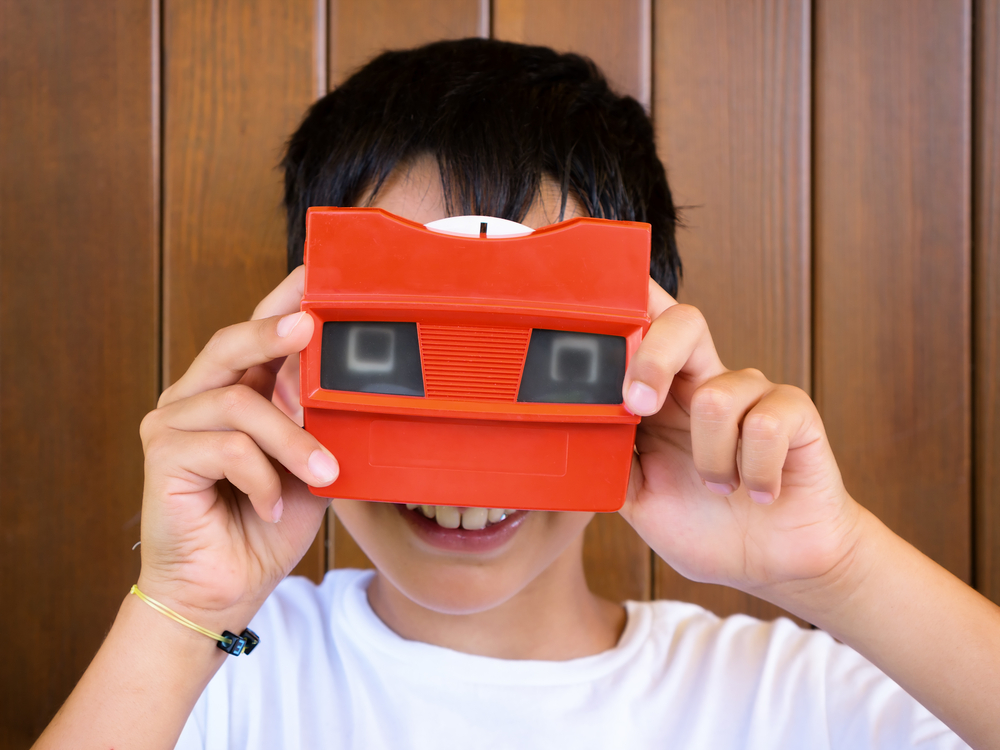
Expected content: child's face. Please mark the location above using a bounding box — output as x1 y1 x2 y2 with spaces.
327 155 598 616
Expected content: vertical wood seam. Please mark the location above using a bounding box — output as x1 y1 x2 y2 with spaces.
808 0 817 408
970 0 979 592
481 0 491 38
638 0 652 110
318 0 329 98
155 0 164 400
964 0 975 586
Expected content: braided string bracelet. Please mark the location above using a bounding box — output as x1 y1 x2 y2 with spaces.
130 585 259 656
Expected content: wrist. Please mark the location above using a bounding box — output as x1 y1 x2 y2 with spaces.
758 502 883 628
134 572 265 642
122 589 232 663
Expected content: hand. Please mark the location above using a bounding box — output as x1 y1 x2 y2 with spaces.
618 279 862 606
135 267 337 626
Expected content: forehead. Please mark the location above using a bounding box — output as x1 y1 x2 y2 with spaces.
367 154 584 230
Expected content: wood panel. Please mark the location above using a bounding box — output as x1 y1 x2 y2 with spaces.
332 507 375 570
493 0 651 105
651 0 811 620
163 0 326 581
0 0 158 744
976 0 1000 604
491 0 653 602
814 0 972 578
329 0 487 87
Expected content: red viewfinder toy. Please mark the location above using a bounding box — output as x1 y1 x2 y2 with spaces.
300 207 650 512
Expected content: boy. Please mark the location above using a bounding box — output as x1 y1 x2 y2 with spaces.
36 39 999 749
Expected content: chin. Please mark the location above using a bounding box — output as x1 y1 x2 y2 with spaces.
378 561 529 615
332 498 593 616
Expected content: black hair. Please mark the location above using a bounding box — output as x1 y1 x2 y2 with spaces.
282 38 681 296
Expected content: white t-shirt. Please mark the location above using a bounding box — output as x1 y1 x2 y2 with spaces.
176 569 966 749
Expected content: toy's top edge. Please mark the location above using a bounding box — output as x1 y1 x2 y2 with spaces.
302 206 651 313
303 206 651 236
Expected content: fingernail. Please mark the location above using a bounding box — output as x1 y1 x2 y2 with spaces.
625 381 658 415
271 497 284 523
748 490 774 505
276 311 307 338
308 449 339 485
705 481 735 496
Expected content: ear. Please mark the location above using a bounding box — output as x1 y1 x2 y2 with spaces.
273 353 304 427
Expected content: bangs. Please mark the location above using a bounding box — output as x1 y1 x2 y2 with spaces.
283 38 680 296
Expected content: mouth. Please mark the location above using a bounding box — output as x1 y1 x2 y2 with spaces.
397 504 529 553
404 504 518 530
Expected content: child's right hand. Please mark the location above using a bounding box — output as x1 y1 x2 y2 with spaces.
134 267 337 629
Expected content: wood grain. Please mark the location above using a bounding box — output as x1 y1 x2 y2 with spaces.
162 0 326 582
649 0 810 620
332 508 375 570
582 512 650 602
814 0 972 578
329 0 488 87
0 0 157 743
976 0 1000 604
493 0 651 105
489 0 654 601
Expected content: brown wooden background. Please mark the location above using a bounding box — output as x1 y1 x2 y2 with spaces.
1 0 997 745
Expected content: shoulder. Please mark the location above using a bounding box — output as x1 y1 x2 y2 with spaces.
631 597 890 690
628 599 965 748
633 597 841 662
625 599 862 710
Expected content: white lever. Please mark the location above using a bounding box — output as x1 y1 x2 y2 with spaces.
423 215 534 238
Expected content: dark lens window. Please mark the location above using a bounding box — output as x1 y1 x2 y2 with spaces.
552 337 599 383
517 330 625 404
321 322 424 396
349 327 394 372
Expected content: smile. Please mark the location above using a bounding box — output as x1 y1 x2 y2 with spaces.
397 504 529 553
404 504 517 530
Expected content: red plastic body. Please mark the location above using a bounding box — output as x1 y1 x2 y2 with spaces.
300 207 651 511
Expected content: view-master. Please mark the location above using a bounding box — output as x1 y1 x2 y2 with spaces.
299 207 651 512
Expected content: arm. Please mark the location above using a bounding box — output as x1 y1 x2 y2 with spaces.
35 594 232 750
33 268 337 749
619 279 1000 749
785 508 1000 749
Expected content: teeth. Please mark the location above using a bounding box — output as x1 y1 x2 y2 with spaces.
434 505 461 529
461 507 489 530
406 504 518 529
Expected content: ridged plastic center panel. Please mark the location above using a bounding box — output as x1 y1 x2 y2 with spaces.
418 325 530 402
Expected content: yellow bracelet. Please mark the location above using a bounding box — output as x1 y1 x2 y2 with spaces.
129 584 259 656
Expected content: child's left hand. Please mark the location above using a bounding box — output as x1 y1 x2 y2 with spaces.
618 279 861 605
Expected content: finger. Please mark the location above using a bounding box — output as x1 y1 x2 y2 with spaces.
252 266 306 321
737 384 816 503
146 430 284 523
689 369 773 494
150 383 338 488
647 276 677 319
159 311 314 407
242 266 308 400
623 303 727 416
